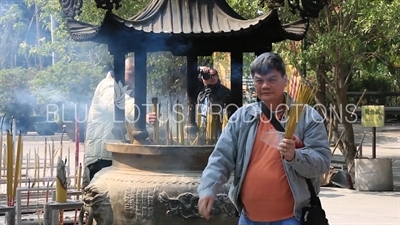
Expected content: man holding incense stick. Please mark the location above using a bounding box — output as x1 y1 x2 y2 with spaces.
85 57 157 181
197 53 331 225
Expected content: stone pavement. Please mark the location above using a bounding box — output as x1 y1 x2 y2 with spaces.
322 122 399 224
321 187 400 225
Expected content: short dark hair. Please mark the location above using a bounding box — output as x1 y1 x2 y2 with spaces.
250 52 286 77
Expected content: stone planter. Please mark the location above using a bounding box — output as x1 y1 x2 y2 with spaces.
355 158 393 191
80 143 237 225
28 115 46 132
33 122 58 136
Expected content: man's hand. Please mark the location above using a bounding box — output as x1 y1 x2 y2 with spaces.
278 138 296 161
146 112 157 124
199 66 211 74
198 195 214 220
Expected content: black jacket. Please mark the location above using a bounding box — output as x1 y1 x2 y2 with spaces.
197 82 235 118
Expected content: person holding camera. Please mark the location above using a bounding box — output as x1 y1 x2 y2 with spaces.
197 66 233 127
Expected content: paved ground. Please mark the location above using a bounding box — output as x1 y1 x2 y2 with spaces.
322 187 400 225
0 122 399 224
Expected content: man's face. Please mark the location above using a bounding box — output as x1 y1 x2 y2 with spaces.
125 68 134 88
203 69 219 85
253 69 287 103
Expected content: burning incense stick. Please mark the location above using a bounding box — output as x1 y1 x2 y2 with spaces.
152 98 160 144
175 100 179 144
77 163 82 199
177 104 184 145
222 104 228 130
166 101 170 145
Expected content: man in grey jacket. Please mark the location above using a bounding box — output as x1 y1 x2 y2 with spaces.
197 52 331 225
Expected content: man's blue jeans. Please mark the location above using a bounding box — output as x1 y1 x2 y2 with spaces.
239 213 300 225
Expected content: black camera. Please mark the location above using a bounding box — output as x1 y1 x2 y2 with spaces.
198 67 211 80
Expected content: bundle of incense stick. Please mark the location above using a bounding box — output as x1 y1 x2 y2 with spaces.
285 78 316 139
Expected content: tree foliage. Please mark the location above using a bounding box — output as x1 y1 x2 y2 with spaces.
32 60 104 103
273 0 400 167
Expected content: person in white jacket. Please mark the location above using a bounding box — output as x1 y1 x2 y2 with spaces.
84 57 156 180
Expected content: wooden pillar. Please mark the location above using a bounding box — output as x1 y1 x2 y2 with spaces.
111 53 127 139
132 51 149 143
185 54 199 135
230 52 243 110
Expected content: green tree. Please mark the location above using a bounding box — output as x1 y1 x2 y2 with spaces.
0 4 27 68
0 67 36 131
32 61 104 104
274 0 400 171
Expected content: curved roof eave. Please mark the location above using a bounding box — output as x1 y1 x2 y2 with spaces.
65 19 106 43
108 0 280 35
281 18 310 41
110 9 278 36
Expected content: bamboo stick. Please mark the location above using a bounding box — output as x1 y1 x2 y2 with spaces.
26 150 31 179
19 147 22 188
6 130 13 206
33 149 37 178
32 149 37 188
43 138 47 186
51 139 55 178
0 144 2 178
36 153 39 187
